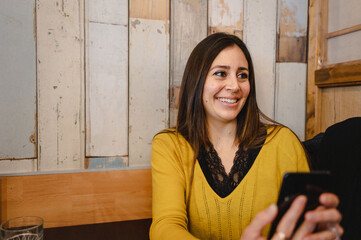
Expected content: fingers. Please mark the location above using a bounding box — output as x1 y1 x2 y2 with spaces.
271 195 307 240
319 193 339 208
241 204 277 240
304 206 342 224
302 224 343 240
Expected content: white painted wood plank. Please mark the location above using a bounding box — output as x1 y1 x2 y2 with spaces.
89 0 128 24
171 0 208 88
86 22 128 156
0 159 37 174
209 0 243 38
327 30 361 64
0 0 36 159
129 18 169 167
328 0 361 33
243 0 278 119
37 0 85 171
170 0 207 127
275 63 307 140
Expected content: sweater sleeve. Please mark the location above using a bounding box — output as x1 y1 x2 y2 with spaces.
149 133 199 240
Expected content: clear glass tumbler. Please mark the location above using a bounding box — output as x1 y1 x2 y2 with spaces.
0 216 43 240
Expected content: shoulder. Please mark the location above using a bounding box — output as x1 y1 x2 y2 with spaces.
153 128 188 147
265 125 300 144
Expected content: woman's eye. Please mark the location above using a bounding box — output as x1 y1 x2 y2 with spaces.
214 71 226 77
237 73 248 79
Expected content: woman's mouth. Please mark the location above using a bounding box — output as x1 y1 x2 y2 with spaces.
217 98 239 104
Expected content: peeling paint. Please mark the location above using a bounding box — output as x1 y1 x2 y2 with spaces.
88 157 128 169
131 19 141 29
185 0 201 11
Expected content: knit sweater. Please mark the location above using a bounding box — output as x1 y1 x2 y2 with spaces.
150 127 309 239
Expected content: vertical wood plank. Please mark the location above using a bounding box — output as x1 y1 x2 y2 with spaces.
0 0 37 161
37 0 85 170
243 0 278 119
129 2 169 167
86 0 128 157
208 0 243 39
275 63 307 140
277 0 308 63
170 0 208 127
320 86 361 132
306 0 328 139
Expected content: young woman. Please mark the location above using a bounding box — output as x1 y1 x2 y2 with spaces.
150 33 342 240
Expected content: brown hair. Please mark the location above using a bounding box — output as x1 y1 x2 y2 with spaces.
176 32 276 207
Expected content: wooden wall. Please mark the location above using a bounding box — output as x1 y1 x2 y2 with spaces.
0 0 309 174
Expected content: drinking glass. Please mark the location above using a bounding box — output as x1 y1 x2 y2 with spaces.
0 216 43 240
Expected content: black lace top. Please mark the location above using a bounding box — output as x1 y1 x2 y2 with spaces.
198 138 265 198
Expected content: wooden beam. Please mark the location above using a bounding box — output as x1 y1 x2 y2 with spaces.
306 0 328 139
0 169 152 228
326 24 361 39
315 60 361 87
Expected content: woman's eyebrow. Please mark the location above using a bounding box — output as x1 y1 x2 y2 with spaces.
210 65 249 71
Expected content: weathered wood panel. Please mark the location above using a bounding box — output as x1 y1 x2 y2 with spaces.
275 63 307 140
306 0 328 139
86 0 128 157
327 30 361 65
0 160 36 174
0 0 36 160
37 0 85 170
130 0 169 20
243 0 278 118
328 0 361 33
277 0 308 63
320 86 361 132
129 18 169 167
209 0 243 38
0 169 152 228
170 0 208 127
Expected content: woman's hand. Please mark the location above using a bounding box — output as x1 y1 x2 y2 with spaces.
240 193 343 240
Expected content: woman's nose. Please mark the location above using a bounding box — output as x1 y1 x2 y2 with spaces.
225 75 239 92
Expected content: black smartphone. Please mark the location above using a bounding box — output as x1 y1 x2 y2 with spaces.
268 171 332 239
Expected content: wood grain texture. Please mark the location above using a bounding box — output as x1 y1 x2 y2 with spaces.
0 0 37 161
243 0 277 118
277 0 308 63
37 0 85 170
208 0 243 38
275 63 307 140
320 86 361 132
170 0 208 127
306 0 327 139
0 169 152 228
86 0 128 157
129 18 169 167
130 0 169 20
315 60 361 87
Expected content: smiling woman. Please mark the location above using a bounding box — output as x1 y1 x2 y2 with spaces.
150 33 343 240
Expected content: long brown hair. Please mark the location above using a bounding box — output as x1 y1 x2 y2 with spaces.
176 32 275 207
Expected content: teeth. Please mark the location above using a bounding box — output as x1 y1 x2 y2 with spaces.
217 98 237 103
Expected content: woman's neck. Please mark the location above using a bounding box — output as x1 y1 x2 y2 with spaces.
207 120 238 149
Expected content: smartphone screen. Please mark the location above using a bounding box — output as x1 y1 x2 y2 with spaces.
268 171 332 239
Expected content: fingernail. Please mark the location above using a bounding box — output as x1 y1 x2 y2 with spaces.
267 204 277 214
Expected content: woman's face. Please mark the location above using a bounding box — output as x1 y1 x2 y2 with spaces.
202 45 250 125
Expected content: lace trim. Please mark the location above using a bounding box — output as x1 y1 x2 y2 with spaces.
198 143 263 198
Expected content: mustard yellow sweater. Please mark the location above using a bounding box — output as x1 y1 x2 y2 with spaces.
150 127 309 240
